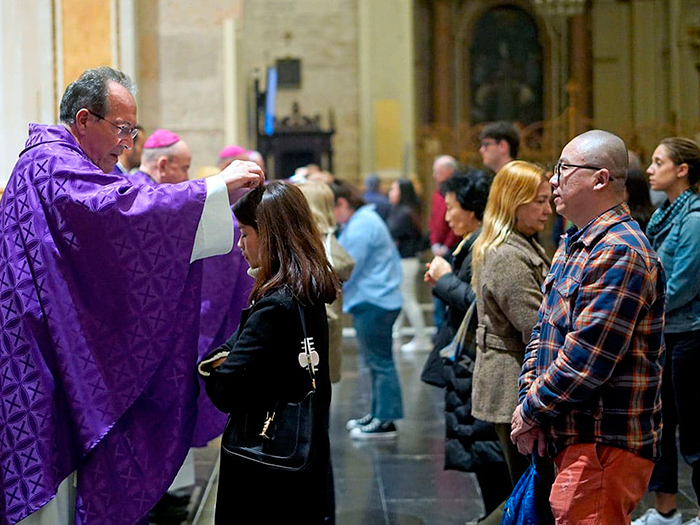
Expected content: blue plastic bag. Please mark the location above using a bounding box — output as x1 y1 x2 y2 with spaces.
501 453 548 525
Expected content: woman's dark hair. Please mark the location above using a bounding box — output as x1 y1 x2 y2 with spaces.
395 178 421 212
329 179 365 210
625 169 655 231
659 137 700 188
443 169 492 221
233 181 340 305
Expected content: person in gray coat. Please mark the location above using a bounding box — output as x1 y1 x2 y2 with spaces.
470 161 553 524
424 171 513 522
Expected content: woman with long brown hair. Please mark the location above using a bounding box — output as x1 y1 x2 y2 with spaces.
387 177 432 351
198 181 340 524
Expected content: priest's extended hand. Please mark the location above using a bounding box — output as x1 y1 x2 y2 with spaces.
220 160 265 196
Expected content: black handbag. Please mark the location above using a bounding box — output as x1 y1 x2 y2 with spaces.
421 302 478 388
221 302 317 472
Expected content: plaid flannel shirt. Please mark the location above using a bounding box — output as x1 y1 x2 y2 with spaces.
518 203 666 460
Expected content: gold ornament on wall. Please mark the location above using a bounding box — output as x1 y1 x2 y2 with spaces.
532 0 586 18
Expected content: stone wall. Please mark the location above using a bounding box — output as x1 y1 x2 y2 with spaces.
136 0 360 181
591 0 700 159
136 0 228 174
243 0 359 180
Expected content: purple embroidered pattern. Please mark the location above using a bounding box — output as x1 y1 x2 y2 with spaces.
128 169 158 188
0 124 208 525
124 171 253 447
192 230 253 447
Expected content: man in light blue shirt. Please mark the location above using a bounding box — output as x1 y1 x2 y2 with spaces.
331 180 403 439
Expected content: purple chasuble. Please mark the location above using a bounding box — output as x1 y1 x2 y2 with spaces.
0 124 210 525
128 170 157 188
122 172 252 446
191 223 253 446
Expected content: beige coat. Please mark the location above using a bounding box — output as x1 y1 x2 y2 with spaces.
325 231 354 383
471 232 550 424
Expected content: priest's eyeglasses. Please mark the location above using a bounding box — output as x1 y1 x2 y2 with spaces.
554 160 603 184
87 109 139 140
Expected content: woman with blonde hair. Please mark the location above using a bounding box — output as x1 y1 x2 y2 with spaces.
297 180 355 384
470 160 552 523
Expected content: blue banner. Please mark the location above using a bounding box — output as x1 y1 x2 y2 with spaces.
264 67 277 135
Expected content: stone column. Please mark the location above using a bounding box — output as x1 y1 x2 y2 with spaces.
223 15 244 147
570 10 592 133
358 0 416 180
433 0 452 126
0 0 56 185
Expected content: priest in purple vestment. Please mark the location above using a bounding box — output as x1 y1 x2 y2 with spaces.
0 66 263 525
125 128 252 521
217 144 249 171
133 128 254 448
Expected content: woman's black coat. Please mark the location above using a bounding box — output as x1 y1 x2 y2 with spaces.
431 232 478 351
386 204 425 258
421 231 479 386
201 287 331 524
420 230 506 474
442 335 506 473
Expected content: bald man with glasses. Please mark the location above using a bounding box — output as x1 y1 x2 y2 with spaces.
511 130 666 524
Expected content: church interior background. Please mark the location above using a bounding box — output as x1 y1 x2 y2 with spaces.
2 1 700 523
2 0 700 200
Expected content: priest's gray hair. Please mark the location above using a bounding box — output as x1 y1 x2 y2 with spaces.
59 67 137 124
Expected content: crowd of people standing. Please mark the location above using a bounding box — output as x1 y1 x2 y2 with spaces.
1 66 700 525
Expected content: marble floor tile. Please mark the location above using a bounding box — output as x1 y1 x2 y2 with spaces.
185 327 699 525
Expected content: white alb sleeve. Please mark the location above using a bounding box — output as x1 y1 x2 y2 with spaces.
190 174 234 263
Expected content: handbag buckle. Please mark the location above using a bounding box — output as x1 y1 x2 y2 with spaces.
260 412 275 439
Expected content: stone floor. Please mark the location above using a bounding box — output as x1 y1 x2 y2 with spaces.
172 328 698 525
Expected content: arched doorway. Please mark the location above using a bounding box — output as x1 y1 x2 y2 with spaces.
454 1 551 128
469 5 544 125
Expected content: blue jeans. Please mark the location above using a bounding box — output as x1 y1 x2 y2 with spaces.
433 296 447 332
350 303 403 421
649 330 700 504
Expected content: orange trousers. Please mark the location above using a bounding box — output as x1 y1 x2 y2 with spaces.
549 443 654 525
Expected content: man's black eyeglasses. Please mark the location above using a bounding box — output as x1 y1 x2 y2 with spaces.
87 109 139 140
554 161 603 184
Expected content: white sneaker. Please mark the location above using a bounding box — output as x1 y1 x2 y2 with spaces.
345 413 373 430
632 509 682 525
683 518 700 525
349 419 397 440
400 338 432 352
